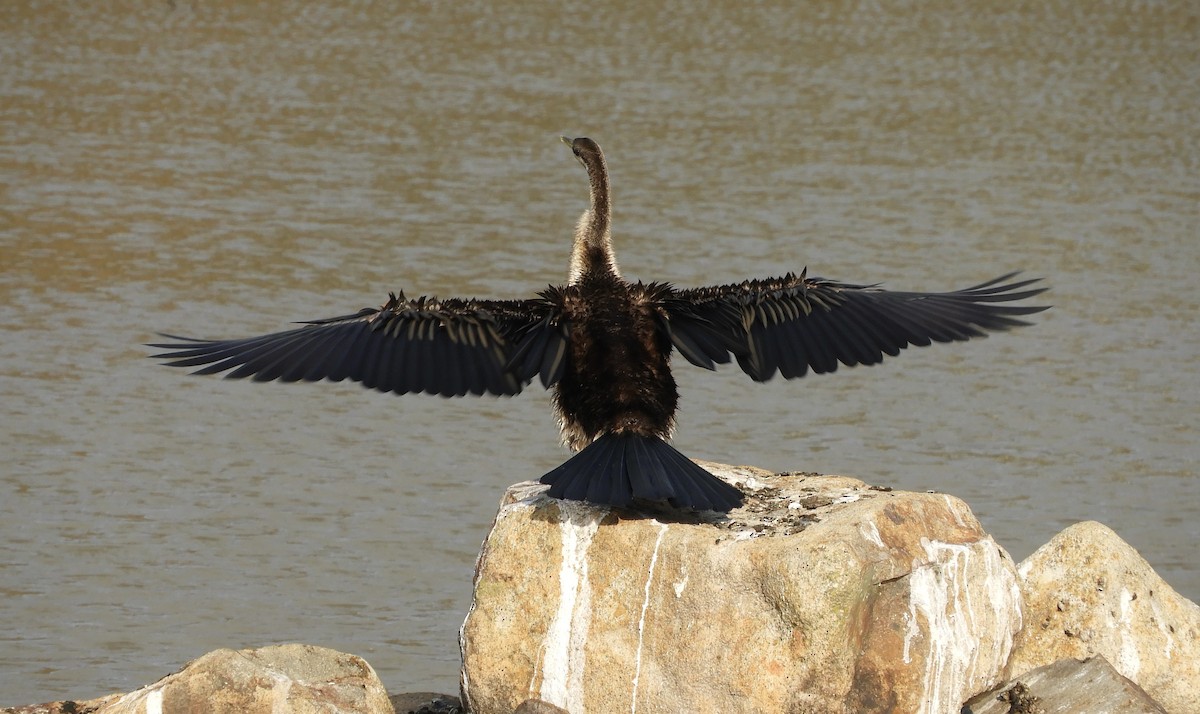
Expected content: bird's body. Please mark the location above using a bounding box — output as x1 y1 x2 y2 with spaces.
552 275 679 451
151 137 1048 512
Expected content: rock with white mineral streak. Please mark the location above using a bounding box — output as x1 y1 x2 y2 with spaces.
1007 521 1200 714
460 463 1023 714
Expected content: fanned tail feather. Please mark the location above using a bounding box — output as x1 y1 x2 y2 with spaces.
540 433 744 512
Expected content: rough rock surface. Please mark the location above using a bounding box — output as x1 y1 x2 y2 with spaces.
1007 521 1200 714
2 699 124 714
0 644 395 714
964 656 1167 714
512 700 570 714
390 692 462 713
460 463 1023 714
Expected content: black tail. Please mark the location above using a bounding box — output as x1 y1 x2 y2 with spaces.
540 433 744 512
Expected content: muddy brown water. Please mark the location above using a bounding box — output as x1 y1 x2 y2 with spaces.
2 1 1197 704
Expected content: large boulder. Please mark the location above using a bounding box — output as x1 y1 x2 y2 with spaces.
460 464 1023 714
1007 521 1200 714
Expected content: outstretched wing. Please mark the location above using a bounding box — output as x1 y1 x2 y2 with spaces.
662 271 1049 381
148 291 570 397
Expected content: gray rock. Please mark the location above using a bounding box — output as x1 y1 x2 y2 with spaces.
963 656 1167 714
390 692 462 713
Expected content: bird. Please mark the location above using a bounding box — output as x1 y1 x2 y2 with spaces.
149 136 1048 513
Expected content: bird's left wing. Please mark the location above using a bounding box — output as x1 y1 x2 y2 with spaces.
148 291 569 397
660 271 1049 381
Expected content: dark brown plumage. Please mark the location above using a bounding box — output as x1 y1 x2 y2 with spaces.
149 136 1048 512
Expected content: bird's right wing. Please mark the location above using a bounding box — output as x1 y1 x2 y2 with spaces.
148 292 569 397
664 271 1049 381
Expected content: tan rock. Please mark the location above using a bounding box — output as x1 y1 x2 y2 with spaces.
4 646 399 714
460 464 1023 714
2 698 123 714
513 700 570 714
95 644 393 714
1008 521 1200 714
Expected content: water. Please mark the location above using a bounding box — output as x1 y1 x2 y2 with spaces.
2 0 1197 704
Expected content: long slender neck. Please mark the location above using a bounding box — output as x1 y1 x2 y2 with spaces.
568 151 619 284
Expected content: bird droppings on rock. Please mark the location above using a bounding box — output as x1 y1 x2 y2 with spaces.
505 463 900 542
706 466 892 540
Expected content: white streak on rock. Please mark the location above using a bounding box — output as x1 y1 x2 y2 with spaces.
632 521 668 714
1150 595 1176 660
906 540 974 712
975 539 1022 676
903 538 1018 714
943 495 968 527
112 685 161 713
271 678 293 714
673 574 688 598
994 547 1023 668
1117 587 1142 678
902 610 918 665
861 520 886 550
538 504 600 712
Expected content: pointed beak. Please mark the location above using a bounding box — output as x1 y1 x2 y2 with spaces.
561 136 585 166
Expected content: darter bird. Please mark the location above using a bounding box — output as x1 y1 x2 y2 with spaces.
149 137 1048 513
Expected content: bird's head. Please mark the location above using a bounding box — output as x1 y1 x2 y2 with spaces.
561 136 604 170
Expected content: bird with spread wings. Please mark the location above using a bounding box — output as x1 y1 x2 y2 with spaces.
151 137 1048 513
